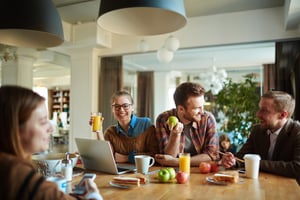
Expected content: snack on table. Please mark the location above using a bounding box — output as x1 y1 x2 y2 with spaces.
111 174 147 187
125 173 148 184
213 171 239 183
112 177 141 187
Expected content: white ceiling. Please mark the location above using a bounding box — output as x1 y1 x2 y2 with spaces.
123 42 275 73
2 0 288 86
53 0 284 24
50 0 283 74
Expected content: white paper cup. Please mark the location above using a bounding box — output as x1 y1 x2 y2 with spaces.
134 155 155 174
243 154 261 179
47 176 67 193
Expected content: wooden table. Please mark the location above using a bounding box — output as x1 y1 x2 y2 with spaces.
71 167 300 200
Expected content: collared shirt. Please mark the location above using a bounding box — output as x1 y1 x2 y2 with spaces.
116 114 152 137
267 128 281 160
155 108 219 160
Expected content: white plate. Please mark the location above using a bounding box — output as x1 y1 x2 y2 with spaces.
109 180 138 189
206 176 229 185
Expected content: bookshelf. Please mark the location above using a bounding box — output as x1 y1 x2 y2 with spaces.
48 89 70 119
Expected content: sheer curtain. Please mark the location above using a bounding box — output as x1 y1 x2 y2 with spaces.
137 71 154 121
99 56 123 129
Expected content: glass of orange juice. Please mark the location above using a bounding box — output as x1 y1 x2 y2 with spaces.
92 112 102 132
179 153 190 176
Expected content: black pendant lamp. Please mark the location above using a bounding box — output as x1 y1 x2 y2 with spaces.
0 0 64 48
97 0 187 36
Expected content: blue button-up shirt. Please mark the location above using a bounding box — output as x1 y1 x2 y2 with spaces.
116 114 152 137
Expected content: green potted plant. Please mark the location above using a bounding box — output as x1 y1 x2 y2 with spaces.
215 74 260 147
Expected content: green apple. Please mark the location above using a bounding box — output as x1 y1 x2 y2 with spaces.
166 167 176 180
167 116 179 129
157 168 170 182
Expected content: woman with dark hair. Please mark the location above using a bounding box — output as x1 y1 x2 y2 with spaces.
0 85 102 200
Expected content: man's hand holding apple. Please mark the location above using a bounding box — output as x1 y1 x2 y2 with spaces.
166 116 184 136
170 122 184 136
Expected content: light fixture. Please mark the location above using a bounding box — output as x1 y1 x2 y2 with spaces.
138 39 150 52
97 0 187 35
156 36 180 63
165 36 180 51
157 46 174 63
0 0 64 48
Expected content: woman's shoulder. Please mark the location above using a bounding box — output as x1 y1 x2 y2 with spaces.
135 116 151 123
0 152 33 168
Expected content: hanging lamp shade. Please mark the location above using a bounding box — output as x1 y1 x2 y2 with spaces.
97 0 187 36
0 0 64 48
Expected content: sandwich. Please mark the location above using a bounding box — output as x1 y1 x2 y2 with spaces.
213 171 239 183
112 176 141 187
111 174 147 187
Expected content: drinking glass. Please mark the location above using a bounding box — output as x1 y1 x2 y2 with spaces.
179 153 190 176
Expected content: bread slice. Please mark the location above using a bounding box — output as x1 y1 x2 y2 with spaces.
123 173 148 184
213 171 239 183
112 177 141 187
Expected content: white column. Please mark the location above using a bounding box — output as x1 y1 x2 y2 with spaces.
154 71 176 120
1 49 36 88
68 47 100 152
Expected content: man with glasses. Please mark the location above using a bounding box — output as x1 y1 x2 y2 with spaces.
91 90 159 164
155 82 219 166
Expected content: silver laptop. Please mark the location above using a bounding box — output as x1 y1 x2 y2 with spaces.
75 138 136 174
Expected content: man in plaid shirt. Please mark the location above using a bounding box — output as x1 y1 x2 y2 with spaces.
155 82 219 166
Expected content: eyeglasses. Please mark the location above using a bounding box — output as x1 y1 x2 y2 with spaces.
112 103 132 111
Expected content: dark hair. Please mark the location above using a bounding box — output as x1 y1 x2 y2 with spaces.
173 82 206 108
0 85 45 158
111 90 134 105
219 134 231 144
262 91 295 117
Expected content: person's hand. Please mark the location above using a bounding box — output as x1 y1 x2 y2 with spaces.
84 178 99 194
169 122 184 136
155 154 178 166
114 152 128 163
221 152 236 168
84 179 103 200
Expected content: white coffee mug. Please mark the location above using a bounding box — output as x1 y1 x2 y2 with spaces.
134 155 155 174
243 154 261 179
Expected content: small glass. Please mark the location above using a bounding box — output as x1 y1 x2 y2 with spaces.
91 112 102 132
179 153 190 176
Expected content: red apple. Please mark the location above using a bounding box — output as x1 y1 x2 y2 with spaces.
210 161 219 173
199 162 211 174
176 171 188 184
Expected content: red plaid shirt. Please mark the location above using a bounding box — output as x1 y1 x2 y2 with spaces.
156 109 219 160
